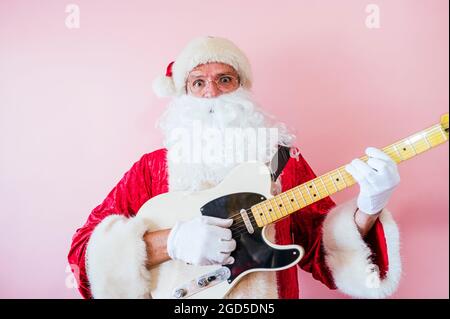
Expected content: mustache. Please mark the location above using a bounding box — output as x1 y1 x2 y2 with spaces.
156 88 296 149
157 88 264 130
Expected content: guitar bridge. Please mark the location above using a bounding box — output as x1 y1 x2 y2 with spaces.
172 267 231 299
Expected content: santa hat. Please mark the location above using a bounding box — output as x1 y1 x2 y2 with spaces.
152 36 253 98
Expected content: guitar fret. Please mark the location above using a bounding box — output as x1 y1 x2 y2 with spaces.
259 205 269 225
312 181 321 199
439 127 447 141
270 197 282 218
290 189 302 210
337 170 348 187
329 174 338 192
251 207 261 227
292 187 303 208
266 205 278 222
386 148 402 164
273 200 284 219
295 187 308 206
392 144 404 161
252 205 263 226
318 177 330 196
423 132 432 148
400 140 415 159
267 199 280 219
427 126 447 146
283 192 295 212
406 138 418 155
258 204 272 223
413 132 432 153
330 172 343 190
279 195 289 216
263 201 275 222
304 185 314 202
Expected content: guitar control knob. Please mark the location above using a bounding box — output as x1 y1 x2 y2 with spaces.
173 288 187 299
197 277 208 287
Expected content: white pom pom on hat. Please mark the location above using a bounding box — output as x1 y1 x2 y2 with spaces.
152 61 176 98
152 36 253 98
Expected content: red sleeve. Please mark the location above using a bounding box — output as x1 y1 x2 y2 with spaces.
67 153 153 299
289 152 390 289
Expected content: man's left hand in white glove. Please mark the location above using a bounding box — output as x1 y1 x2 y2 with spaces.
345 147 401 236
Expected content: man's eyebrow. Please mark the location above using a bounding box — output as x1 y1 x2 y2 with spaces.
189 74 205 79
189 72 237 79
217 73 237 77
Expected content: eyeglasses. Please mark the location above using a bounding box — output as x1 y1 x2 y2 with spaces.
186 74 240 94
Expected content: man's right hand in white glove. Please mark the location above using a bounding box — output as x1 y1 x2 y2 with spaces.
166 216 237 266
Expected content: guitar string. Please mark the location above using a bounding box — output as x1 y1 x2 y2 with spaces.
226 125 446 226
228 127 447 236
229 147 448 236
224 126 447 237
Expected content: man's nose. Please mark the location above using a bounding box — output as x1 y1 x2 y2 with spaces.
203 81 221 98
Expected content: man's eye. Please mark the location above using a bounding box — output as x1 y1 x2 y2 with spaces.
220 76 231 83
193 80 204 87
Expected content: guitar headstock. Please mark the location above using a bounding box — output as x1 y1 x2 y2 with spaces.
441 113 449 139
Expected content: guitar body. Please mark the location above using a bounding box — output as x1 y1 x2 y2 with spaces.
135 162 304 299
121 113 449 298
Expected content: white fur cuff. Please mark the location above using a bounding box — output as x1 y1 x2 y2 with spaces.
322 198 401 299
86 215 152 298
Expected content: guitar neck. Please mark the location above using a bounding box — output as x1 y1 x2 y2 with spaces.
251 121 449 227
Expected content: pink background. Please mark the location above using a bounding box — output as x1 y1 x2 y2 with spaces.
0 0 448 298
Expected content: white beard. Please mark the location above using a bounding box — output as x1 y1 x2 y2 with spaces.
157 88 296 192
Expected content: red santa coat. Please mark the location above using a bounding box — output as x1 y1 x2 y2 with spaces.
68 148 401 299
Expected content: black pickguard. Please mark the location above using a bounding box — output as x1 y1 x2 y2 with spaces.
200 192 300 283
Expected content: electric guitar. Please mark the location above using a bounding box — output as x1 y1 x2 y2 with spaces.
136 113 449 299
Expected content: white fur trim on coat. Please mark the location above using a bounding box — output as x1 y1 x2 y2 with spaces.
322 198 401 299
86 215 152 298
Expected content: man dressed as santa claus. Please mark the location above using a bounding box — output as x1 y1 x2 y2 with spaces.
68 36 402 299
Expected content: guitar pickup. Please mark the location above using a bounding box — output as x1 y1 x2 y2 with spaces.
240 208 254 234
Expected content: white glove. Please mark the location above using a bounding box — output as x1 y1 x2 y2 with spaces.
345 147 400 215
167 215 237 266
